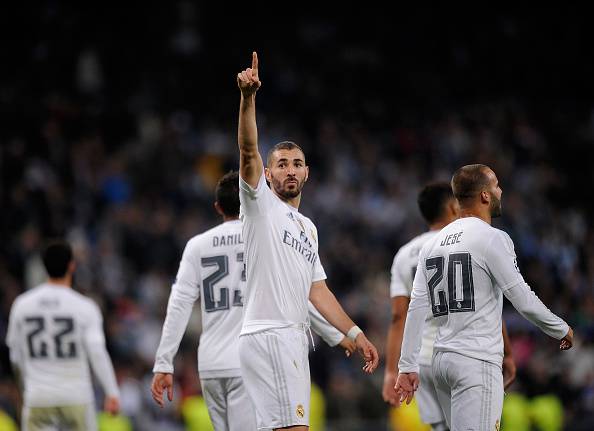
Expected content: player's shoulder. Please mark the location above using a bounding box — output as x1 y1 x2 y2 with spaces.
63 289 101 313
183 223 223 254
10 284 48 308
394 231 432 261
417 229 444 257
489 227 515 249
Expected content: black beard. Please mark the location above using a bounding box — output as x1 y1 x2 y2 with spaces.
271 178 302 200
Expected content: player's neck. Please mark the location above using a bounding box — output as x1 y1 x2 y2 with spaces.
222 215 239 222
47 276 72 288
429 219 451 231
275 191 301 209
459 208 492 225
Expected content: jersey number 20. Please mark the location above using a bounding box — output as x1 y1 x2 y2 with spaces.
426 252 475 317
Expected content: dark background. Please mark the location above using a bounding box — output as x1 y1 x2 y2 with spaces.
1 4 593 430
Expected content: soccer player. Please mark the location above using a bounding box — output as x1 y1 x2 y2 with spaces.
396 164 573 430
6 240 120 431
383 182 516 431
150 171 355 431
236 52 379 431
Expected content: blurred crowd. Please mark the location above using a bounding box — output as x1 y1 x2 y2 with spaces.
1 4 594 430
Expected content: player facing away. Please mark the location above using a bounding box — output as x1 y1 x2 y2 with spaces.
383 183 458 431
5 240 120 431
150 171 356 431
396 164 573 430
383 182 516 431
236 52 379 431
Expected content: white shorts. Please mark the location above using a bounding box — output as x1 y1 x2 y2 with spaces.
417 363 445 425
201 376 256 431
239 327 310 430
432 351 503 430
22 404 96 431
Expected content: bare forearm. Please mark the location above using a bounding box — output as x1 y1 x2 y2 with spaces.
309 283 355 335
238 94 258 156
238 95 262 186
502 320 513 357
385 318 405 374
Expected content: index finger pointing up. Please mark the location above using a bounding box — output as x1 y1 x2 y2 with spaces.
252 51 258 70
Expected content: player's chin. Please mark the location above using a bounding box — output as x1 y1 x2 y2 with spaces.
282 187 301 198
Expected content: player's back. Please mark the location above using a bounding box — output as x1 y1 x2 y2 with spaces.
189 220 245 377
6 284 100 407
417 216 507 365
391 231 442 366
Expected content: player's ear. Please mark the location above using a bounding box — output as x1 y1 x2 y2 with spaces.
68 260 76 275
480 190 490 204
214 201 224 216
264 167 272 182
304 166 309 182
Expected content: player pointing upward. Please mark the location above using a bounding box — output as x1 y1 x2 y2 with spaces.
236 52 379 431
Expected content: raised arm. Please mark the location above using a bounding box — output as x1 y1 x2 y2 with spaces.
237 51 263 188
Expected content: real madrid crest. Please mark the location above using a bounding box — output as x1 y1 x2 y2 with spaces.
296 404 305 418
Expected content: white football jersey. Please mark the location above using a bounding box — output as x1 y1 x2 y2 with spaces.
153 219 342 378
239 171 326 335
5 284 119 407
390 230 441 366
154 220 245 378
399 216 569 372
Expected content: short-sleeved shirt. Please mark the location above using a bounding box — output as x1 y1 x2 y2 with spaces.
390 230 441 366
239 171 326 335
6 284 107 407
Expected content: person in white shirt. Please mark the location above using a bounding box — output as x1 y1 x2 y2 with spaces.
383 182 516 431
150 171 355 431
6 240 120 431
396 164 573 430
236 52 379 431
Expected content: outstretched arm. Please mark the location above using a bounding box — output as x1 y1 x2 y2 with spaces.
237 51 263 188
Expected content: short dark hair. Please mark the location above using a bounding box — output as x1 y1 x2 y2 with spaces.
266 141 305 167
451 164 491 204
42 240 73 278
418 182 454 224
215 171 240 217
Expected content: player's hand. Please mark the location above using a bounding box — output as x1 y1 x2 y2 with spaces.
338 336 356 357
560 327 573 350
151 372 174 408
382 371 398 406
502 354 516 390
395 372 419 406
355 333 379 373
237 52 261 97
104 396 120 415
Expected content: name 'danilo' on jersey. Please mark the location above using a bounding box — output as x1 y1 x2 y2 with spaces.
213 233 243 247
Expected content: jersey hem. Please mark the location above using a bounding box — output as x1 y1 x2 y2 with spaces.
198 368 242 379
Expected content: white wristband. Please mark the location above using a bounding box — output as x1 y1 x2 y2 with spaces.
347 325 363 342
